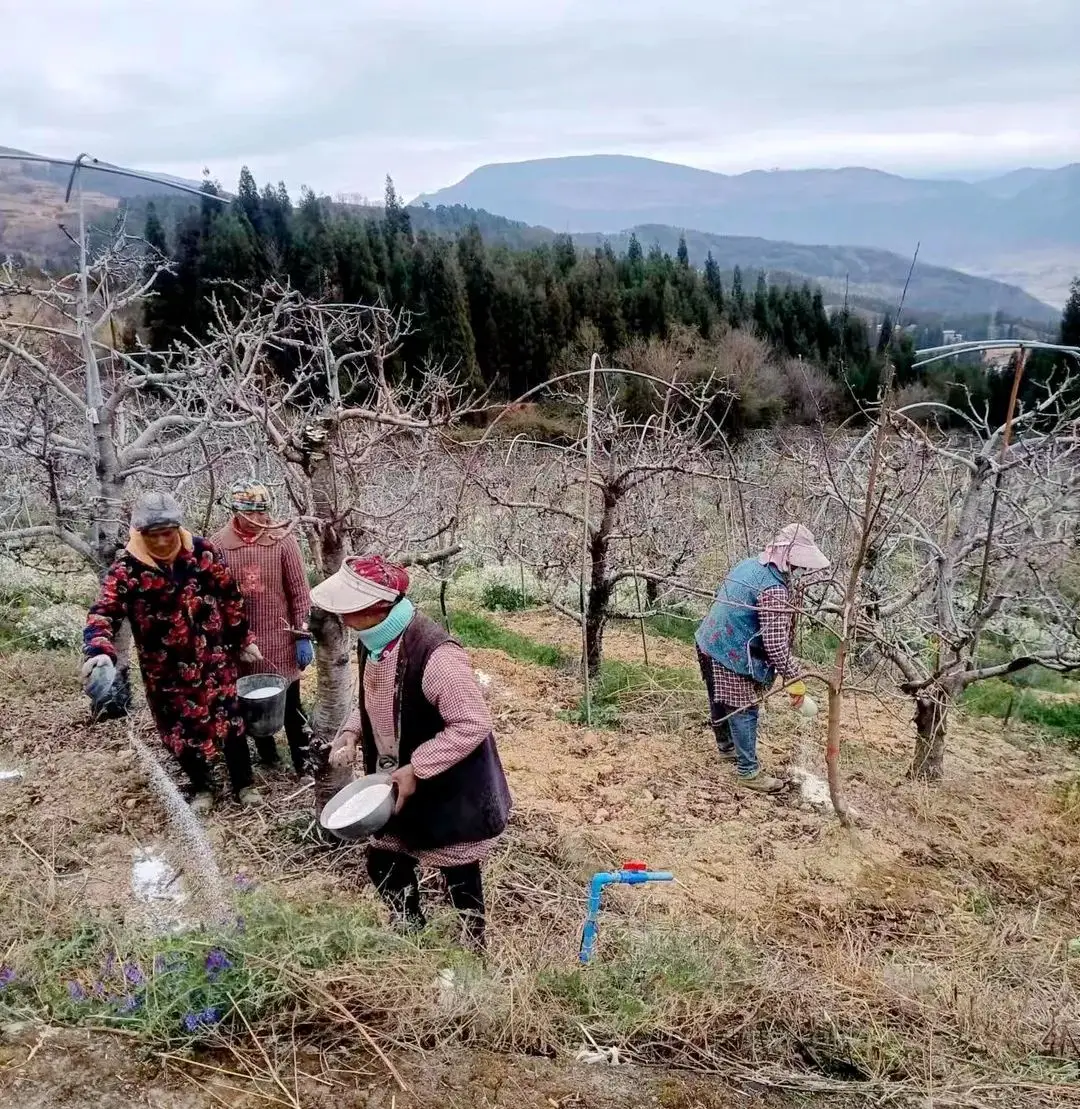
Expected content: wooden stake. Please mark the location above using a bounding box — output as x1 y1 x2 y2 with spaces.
579 353 599 724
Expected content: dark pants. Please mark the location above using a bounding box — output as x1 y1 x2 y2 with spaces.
697 649 761 777
366 847 486 951
250 680 310 775
176 732 254 797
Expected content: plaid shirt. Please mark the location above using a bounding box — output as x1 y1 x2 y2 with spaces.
337 639 496 866
213 523 310 684
706 585 800 709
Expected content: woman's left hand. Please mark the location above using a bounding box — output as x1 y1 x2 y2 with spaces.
390 764 417 813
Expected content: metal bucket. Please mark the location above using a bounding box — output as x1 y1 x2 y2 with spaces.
236 674 288 737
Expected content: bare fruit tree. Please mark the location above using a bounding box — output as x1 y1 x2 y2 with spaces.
0 222 210 567
805 367 1080 781
191 285 473 785
0 220 261 713
469 366 737 683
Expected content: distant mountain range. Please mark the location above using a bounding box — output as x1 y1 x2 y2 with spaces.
400 205 1057 324
416 155 1080 307
0 145 1065 324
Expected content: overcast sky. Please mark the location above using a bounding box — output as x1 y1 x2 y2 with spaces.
4 0 1077 199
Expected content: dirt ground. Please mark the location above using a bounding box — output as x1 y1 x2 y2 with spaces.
0 1024 859 1109
2 611 1079 1106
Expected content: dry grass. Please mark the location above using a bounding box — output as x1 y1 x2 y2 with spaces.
2 627 1080 1107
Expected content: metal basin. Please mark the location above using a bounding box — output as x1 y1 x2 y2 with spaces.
319 773 396 841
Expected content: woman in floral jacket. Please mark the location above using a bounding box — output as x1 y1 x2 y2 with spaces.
82 492 264 812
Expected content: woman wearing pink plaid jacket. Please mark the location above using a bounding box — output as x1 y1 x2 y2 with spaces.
317 555 511 951
213 482 314 777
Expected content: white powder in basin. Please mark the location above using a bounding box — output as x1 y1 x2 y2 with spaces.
241 686 281 700
324 783 393 829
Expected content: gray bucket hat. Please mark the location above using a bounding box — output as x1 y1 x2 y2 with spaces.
130 492 184 532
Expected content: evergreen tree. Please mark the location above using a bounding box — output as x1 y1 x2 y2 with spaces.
877 313 893 354
289 188 335 296
407 234 479 386
236 167 264 238
752 272 771 337
676 234 689 268
704 251 724 312
260 182 293 268
626 232 644 274
384 175 412 239
1061 277 1080 347
729 265 747 326
143 203 168 267
141 203 179 352
552 233 577 277
457 225 501 384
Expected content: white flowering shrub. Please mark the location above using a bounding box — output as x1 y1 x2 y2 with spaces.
15 603 86 650
0 556 96 607
451 564 546 609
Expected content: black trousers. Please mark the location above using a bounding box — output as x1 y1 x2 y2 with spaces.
366 847 486 951
250 680 310 775
176 732 253 796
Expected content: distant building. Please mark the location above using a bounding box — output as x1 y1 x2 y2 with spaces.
942 329 964 345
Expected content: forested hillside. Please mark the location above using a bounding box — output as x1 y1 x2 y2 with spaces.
126 170 1075 429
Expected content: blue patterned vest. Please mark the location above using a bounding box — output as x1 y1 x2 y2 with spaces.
695 557 788 684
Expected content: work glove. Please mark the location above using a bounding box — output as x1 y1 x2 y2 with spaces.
81 655 116 701
295 637 314 671
239 642 263 665
787 679 807 709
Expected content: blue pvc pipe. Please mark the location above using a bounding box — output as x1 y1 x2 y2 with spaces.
578 869 674 963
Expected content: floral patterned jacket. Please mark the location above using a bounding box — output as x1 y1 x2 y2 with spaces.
84 536 252 693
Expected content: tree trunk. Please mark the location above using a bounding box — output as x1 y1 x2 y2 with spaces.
303 419 354 814
909 685 951 781
584 588 608 679
89 406 135 716
825 684 851 826
584 489 616 678
308 606 353 815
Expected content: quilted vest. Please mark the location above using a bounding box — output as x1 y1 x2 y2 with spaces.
695 557 788 684
357 612 511 852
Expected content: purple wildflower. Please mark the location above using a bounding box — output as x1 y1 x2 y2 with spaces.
116 994 141 1015
0 966 15 990
182 1006 222 1033
123 961 145 986
204 949 232 979
66 980 87 1001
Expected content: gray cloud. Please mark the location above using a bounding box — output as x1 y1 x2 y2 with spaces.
4 0 1077 199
